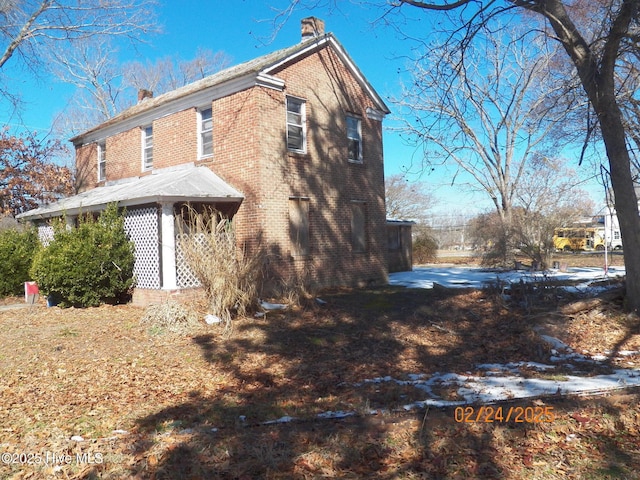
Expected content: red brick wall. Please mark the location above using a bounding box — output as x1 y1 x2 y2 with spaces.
108 129 145 180
75 143 96 192
154 108 198 169
253 45 388 288
132 287 205 306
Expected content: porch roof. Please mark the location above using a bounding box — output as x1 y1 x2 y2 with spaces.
17 165 244 221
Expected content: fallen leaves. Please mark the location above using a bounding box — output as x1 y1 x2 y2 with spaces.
0 289 639 478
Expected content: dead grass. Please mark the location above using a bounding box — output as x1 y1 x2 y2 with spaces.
176 207 262 328
140 301 201 335
1 273 640 478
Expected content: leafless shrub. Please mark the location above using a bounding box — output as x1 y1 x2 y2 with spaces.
176 206 263 329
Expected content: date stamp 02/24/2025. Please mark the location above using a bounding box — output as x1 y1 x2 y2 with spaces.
454 405 555 424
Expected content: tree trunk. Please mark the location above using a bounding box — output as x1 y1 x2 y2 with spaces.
532 0 640 313
598 109 640 313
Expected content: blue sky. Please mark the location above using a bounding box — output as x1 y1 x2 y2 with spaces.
2 0 605 216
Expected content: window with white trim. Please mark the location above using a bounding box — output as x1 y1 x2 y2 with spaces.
286 96 306 152
199 107 213 158
97 142 106 182
346 115 362 162
289 197 310 256
142 125 153 171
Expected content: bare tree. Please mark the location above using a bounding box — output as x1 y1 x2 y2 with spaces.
385 173 436 222
393 0 640 311
512 156 595 268
0 0 159 119
49 40 125 135
53 47 233 137
124 48 232 95
0 0 158 71
397 26 565 227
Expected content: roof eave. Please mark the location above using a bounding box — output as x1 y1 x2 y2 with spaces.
71 72 273 146
18 195 244 221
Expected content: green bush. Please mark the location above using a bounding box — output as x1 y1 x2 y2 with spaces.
30 204 135 307
0 227 39 296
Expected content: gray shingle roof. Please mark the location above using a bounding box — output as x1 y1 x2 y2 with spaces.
17 165 243 220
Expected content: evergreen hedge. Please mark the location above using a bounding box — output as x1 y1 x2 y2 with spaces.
0 227 39 297
30 204 135 307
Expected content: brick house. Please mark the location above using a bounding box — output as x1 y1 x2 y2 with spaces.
18 18 394 304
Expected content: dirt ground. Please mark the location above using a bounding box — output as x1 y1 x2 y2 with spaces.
1 255 639 479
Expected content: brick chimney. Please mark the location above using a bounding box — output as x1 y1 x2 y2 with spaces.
301 17 325 41
138 89 153 103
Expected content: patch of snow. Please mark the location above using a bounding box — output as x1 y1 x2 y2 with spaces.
539 334 572 352
204 314 221 324
263 415 295 425
389 266 625 290
317 410 356 419
477 362 557 373
259 300 287 310
70 435 84 442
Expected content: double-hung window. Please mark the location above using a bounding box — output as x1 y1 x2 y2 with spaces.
346 115 362 162
286 96 306 152
142 125 153 171
97 142 106 182
199 107 213 158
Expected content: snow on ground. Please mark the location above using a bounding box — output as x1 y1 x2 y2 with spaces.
389 265 625 291
383 266 639 410
350 330 640 411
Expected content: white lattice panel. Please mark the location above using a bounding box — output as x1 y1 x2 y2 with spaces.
175 233 206 288
37 224 54 247
125 206 161 289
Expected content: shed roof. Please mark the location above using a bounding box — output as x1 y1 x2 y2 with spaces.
17 165 243 220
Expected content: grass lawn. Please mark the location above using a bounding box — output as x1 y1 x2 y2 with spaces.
1 256 640 478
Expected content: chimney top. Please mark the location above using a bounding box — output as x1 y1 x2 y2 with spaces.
301 17 325 41
138 89 153 103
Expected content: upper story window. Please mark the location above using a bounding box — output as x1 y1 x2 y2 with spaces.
346 115 362 163
286 96 306 153
97 142 106 182
199 107 213 158
142 125 153 171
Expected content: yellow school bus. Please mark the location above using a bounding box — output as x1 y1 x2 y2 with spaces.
553 227 606 252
